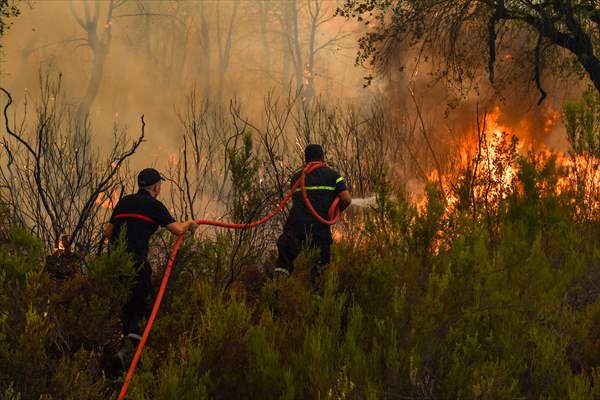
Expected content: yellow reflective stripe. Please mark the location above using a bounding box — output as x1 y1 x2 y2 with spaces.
336 177 344 184
294 186 336 192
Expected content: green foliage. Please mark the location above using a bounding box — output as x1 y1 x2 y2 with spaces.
227 132 261 223
560 88 600 221
1 383 20 400
49 239 136 350
339 0 600 100
0 228 50 399
0 0 20 47
2 96 600 398
1 226 45 281
564 88 600 157
49 350 107 400
0 228 135 399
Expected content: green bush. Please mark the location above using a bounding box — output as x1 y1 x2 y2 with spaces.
2 98 600 398
0 229 135 399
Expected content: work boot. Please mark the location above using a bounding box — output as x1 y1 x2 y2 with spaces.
273 267 290 284
116 333 142 372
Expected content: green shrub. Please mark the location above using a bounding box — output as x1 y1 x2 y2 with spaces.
0 228 137 398
2 98 600 399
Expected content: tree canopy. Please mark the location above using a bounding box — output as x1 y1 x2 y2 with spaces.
0 0 20 48
338 0 600 102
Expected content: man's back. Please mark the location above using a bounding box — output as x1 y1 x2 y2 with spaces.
285 166 347 239
109 190 175 261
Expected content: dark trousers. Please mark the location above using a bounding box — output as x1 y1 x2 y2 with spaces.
276 228 331 282
122 260 153 336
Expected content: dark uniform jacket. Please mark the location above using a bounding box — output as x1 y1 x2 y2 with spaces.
284 165 347 240
109 190 175 262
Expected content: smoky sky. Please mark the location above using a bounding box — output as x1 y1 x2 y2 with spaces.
1 0 578 171
2 0 368 157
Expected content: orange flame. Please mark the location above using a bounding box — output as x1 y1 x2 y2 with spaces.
418 104 600 221
95 190 119 209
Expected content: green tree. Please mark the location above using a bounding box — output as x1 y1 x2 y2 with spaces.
0 0 19 47
0 0 20 75
338 0 600 102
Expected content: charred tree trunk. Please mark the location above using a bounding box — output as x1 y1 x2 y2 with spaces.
71 0 114 122
283 0 305 114
304 0 320 106
215 1 239 104
577 53 600 95
78 41 108 122
258 2 272 86
197 1 211 98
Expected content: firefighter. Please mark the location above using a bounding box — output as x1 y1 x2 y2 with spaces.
103 168 196 366
274 144 352 283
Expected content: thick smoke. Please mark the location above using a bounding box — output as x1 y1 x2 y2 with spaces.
2 0 366 162
1 0 581 193
380 23 582 160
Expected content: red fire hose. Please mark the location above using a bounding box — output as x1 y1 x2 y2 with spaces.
117 161 340 399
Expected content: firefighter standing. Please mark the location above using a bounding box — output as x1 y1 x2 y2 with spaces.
275 144 352 282
103 168 196 363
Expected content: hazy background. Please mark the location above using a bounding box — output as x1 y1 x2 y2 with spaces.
2 1 372 163
1 0 580 182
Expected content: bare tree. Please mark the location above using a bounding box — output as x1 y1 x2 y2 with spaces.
292 94 427 198
257 1 273 86
197 1 212 97
166 88 237 221
215 0 240 103
0 74 144 253
165 90 283 289
70 0 127 121
123 1 193 96
282 0 354 106
183 1 240 102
